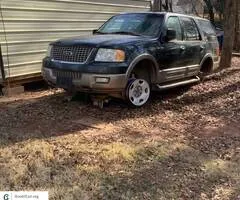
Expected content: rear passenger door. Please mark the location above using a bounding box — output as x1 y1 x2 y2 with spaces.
179 17 204 76
158 16 187 82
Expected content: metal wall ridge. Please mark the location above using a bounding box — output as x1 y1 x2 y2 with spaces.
0 40 55 45
30 0 149 9
0 28 93 33
3 50 46 56
4 61 43 68
2 6 119 14
3 18 106 23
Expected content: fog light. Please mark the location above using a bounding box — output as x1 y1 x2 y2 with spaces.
44 68 56 79
95 77 110 84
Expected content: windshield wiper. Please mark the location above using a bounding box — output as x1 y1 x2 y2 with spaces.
109 31 142 36
94 30 106 34
94 30 142 36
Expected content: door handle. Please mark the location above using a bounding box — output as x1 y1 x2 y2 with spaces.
180 46 185 51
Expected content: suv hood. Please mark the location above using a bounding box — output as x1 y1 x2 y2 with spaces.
51 34 153 47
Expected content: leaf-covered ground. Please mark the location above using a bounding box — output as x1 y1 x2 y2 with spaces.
0 58 239 200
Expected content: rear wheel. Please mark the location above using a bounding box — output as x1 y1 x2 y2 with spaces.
199 58 213 80
126 78 150 107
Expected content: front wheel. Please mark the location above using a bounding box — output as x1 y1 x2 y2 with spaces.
126 79 151 107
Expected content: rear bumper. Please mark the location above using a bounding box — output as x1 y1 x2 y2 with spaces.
42 67 127 93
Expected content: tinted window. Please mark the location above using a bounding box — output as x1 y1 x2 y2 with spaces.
166 16 182 40
98 14 164 37
198 19 216 36
180 17 200 41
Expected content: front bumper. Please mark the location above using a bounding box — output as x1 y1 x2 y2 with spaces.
42 67 127 94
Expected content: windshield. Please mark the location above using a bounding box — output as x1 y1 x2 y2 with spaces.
97 13 164 37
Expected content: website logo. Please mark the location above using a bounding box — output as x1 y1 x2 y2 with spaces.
3 194 10 200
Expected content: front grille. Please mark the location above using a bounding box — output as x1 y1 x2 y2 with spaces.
53 69 82 79
51 45 93 63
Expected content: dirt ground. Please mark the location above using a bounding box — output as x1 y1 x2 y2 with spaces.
0 58 239 200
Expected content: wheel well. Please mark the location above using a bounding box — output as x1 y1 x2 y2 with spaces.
200 57 213 74
130 59 157 83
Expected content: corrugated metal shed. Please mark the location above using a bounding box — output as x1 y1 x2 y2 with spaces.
0 0 150 84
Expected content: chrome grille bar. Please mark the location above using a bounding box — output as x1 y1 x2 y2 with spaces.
51 45 93 63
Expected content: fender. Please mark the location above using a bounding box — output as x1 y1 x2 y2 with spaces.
126 54 159 83
200 53 214 71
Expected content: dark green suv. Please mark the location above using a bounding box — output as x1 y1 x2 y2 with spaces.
42 12 220 107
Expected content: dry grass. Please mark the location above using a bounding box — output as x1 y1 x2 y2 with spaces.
0 58 240 200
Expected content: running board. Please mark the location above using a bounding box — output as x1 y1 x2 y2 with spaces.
156 76 200 90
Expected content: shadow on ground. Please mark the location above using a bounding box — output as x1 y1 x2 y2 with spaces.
0 68 239 147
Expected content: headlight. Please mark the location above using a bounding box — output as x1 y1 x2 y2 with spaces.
95 48 125 62
46 45 53 57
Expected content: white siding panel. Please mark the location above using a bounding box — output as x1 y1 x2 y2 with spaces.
6 62 43 78
3 21 105 30
1 41 52 54
1 31 91 42
0 0 150 80
3 52 46 65
0 21 6 82
2 8 117 20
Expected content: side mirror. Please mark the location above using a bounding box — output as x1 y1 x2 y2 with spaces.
92 29 98 34
165 29 176 42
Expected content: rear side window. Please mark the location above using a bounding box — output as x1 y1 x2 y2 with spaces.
166 16 183 40
180 17 200 41
198 19 216 36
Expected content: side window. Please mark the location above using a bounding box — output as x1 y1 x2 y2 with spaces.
198 20 216 36
180 17 200 41
166 16 182 40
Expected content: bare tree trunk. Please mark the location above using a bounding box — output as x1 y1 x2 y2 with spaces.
209 8 215 23
203 0 215 23
169 0 173 12
151 0 162 12
152 0 173 12
234 0 240 52
219 0 237 69
164 0 169 11
191 0 199 16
